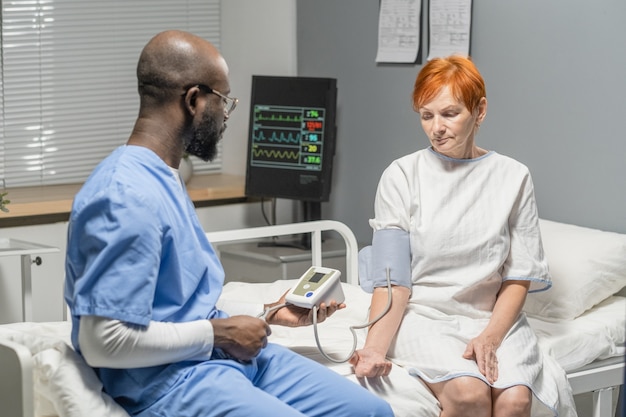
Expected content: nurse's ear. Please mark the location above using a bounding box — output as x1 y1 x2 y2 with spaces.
181 85 201 117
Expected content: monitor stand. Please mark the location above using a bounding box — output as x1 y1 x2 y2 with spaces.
257 200 321 250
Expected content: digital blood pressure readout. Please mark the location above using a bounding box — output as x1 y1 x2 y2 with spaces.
285 266 344 308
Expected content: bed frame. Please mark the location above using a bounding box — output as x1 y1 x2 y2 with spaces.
567 357 624 416
0 339 34 417
0 220 623 417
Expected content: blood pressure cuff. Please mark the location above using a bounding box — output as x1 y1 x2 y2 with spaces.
358 228 412 293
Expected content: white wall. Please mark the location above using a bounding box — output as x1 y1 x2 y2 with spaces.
220 0 298 177
0 0 298 324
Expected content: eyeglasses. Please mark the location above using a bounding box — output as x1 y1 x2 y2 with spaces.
188 84 239 116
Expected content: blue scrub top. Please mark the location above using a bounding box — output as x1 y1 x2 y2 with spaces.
64 145 227 411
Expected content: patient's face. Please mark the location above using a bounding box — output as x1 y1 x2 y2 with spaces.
185 105 224 162
418 85 483 159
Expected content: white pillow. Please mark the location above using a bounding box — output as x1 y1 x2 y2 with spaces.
0 323 129 417
523 219 626 320
34 341 130 417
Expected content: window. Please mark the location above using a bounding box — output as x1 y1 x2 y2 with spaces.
0 0 221 188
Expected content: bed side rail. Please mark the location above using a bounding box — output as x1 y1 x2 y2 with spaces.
567 359 624 417
206 220 360 286
0 339 34 417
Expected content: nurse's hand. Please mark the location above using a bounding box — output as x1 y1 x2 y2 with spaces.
211 315 271 361
264 290 346 327
350 347 392 378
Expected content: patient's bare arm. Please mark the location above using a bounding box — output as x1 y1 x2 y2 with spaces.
351 285 410 378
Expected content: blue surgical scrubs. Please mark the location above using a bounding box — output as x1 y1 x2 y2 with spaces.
65 146 392 417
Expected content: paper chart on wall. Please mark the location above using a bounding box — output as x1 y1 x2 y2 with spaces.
427 0 472 60
376 0 422 63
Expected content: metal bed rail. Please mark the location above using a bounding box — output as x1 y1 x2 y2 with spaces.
206 220 360 286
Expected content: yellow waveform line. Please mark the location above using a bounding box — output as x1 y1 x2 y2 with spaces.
253 148 299 160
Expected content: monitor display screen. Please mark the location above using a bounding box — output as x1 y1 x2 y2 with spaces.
245 76 337 203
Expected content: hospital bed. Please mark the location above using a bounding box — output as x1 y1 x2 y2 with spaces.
0 219 624 417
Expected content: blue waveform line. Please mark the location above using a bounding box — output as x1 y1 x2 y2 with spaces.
254 130 301 144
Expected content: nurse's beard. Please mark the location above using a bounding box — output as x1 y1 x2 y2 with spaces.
185 111 223 162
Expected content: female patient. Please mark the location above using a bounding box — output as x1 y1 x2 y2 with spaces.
350 55 577 417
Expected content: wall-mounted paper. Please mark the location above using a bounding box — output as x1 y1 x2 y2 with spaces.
376 0 422 63
427 0 472 60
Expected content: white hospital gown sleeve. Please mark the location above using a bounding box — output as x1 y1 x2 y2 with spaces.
500 170 551 292
79 315 214 368
369 161 413 231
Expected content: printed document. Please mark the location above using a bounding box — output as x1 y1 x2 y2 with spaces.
376 0 422 63
427 0 472 60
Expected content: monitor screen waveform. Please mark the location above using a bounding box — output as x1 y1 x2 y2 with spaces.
250 105 325 171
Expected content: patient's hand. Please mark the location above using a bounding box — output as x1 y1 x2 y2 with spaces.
264 290 345 327
211 315 271 361
463 333 500 384
350 347 392 378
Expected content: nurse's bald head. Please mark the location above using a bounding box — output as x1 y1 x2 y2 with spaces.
136 30 229 105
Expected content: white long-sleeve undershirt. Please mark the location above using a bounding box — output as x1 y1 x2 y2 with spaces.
79 316 214 368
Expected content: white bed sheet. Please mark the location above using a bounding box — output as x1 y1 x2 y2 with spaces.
529 295 625 372
221 280 626 417
221 280 626 373
0 280 624 417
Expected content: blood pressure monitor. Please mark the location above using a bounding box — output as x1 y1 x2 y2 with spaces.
281 266 391 364
285 266 344 309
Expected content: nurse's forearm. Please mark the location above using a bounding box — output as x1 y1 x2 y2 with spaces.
363 286 410 355
79 315 214 368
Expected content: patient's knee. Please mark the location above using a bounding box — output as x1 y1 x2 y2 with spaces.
450 389 491 411
493 385 531 417
437 378 491 417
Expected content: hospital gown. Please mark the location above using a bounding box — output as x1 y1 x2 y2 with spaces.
370 147 577 417
65 145 393 417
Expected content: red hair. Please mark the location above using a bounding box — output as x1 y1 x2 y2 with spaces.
412 55 486 113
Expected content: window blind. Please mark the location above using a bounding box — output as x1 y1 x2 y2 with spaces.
0 0 221 188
